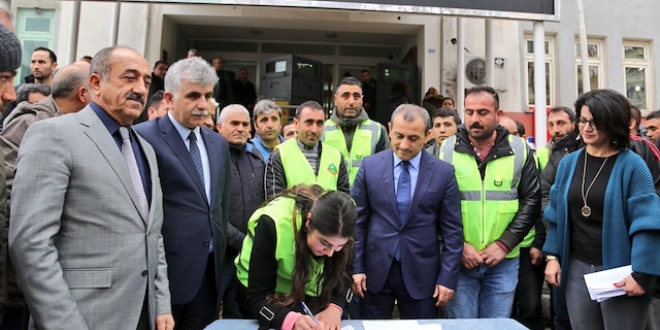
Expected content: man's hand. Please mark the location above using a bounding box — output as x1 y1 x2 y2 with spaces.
155 314 174 330
315 305 342 330
614 275 646 296
461 242 483 269
544 259 561 287
432 285 455 307
478 242 508 267
352 273 367 298
529 247 544 266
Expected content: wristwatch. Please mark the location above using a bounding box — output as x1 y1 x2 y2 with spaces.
545 255 558 262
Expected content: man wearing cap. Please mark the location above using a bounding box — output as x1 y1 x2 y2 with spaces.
0 23 22 330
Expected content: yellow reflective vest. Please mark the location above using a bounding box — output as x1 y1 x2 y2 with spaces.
322 119 381 185
439 135 527 258
235 196 323 297
277 139 342 191
519 145 549 248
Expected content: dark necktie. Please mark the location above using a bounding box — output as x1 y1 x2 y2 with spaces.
119 127 149 219
188 131 204 184
396 160 411 225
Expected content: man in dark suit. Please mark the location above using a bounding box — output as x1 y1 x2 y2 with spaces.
351 104 463 319
211 57 235 111
134 57 231 330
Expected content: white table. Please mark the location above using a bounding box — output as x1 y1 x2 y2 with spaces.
204 318 529 330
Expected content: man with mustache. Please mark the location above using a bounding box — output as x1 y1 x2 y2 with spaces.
216 104 265 318
265 100 350 198
1 61 92 329
10 46 174 330
440 86 540 319
135 57 231 330
323 77 389 186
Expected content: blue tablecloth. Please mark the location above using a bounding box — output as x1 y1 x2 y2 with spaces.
204 318 529 330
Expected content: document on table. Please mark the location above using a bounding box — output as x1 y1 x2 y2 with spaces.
583 265 632 302
360 320 442 330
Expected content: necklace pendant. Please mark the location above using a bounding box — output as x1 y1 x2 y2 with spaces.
581 205 592 217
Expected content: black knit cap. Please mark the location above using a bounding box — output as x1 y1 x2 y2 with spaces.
0 24 22 72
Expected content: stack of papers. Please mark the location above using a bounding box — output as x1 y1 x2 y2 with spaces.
583 265 632 302
362 320 441 330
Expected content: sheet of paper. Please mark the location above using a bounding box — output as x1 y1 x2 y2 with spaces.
583 264 632 302
362 320 441 330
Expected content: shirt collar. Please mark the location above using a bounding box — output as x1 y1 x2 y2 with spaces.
296 138 319 152
167 111 201 142
90 102 122 135
392 150 422 170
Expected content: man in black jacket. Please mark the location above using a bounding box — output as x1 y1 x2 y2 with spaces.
442 86 540 319
216 104 266 318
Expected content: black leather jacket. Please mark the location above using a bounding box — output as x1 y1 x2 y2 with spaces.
452 126 541 251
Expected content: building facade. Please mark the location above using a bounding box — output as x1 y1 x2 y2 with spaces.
6 0 658 121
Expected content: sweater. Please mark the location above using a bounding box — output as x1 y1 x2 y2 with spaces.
543 148 660 290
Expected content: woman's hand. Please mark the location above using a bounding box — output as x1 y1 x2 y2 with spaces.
613 275 646 296
293 315 322 330
545 259 561 287
315 305 342 330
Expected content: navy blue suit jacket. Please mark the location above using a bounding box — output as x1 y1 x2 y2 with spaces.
135 116 231 305
352 150 463 299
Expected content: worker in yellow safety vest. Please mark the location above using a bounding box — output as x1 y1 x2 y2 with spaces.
322 77 389 186
265 100 350 198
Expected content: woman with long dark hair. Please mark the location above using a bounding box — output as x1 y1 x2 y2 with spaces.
543 89 660 330
235 185 356 330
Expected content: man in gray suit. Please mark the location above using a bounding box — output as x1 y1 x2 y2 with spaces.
8 46 174 330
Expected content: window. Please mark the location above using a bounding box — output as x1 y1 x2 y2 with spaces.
623 41 651 110
575 39 604 96
524 36 555 106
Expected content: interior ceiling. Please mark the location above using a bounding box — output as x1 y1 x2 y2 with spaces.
170 15 418 45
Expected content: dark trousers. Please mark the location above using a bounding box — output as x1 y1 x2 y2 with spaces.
218 260 241 319
551 283 572 330
136 289 150 330
360 260 437 319
512 247 545 330
565 259 650 330
0 305 26 330
172 254 219 330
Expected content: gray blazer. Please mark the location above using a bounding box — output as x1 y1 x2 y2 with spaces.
8 106 171 330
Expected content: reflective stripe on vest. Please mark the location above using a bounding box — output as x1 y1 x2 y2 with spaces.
235 197 324 297
439 135 527 257
278 139 341 191
322 119 380 185
536 145 550 171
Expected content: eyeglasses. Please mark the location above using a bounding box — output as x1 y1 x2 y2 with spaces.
339 92 362 100
578 117 597 130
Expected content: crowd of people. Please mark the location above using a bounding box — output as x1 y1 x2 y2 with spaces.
1 14 660 330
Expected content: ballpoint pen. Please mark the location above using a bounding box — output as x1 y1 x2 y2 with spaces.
300 301 320 325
